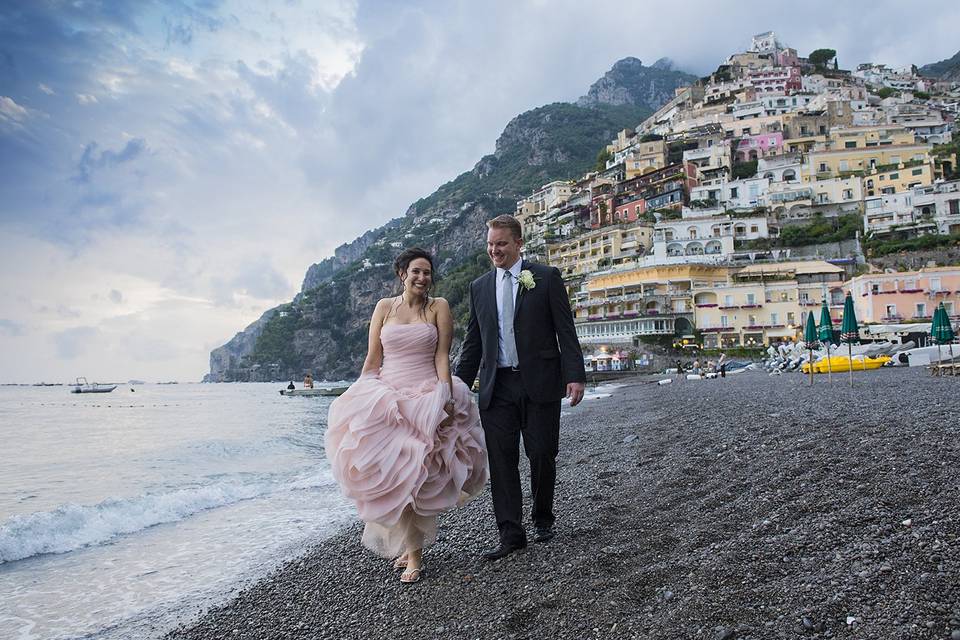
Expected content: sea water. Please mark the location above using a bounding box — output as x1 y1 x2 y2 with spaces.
0 383 354 640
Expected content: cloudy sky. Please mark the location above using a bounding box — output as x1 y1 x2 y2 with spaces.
1 0 957 382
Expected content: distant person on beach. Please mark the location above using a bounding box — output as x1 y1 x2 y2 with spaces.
287 381 295 390
455 215 586 561
675 359 684 381
718 352 727 378
325 248 488 584
303 373 314 389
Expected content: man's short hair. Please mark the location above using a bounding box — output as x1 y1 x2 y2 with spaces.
486 214 522 240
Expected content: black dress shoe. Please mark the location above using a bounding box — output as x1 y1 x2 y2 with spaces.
482 542 526 561
533 526 555 543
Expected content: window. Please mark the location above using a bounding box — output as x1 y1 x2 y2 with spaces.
730 187 739 198
949 200 959 215
787 312 796 325
720 315 729 327
885 304 897 318
930 277 941 291
748 314 757 325
889 172 899 179
750 225 759 233
945 302 954 315
843 189 853 200
912 168 923 176
916 303 927 318
839 160 849 171
724 295 734 306
770 312 779 325
844 141 857 149
871 282 880 294
746 293 756 305
818 163 828 172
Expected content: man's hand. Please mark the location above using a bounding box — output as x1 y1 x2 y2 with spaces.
566 382 585 407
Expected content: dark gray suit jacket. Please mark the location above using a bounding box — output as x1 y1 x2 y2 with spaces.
454 261 586 410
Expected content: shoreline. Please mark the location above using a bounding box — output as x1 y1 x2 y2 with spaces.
166 368 960 640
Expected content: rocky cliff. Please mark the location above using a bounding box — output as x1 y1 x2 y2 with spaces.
920 50 960 82
207 58 696 382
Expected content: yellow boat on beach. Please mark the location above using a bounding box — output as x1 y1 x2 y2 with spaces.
801 355 892 374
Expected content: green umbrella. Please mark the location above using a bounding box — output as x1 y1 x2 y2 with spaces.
803 311 818 385
840 292 860 386
818 301 835 383
931 302 956 375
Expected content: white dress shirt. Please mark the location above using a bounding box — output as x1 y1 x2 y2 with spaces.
495 259 523 367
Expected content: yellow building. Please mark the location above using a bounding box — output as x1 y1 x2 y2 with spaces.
547 221 653 280
694 261 845 347
806 144 932 182
825 125 914 150
574 264 730 345
624 140 668 178
862 162 934 197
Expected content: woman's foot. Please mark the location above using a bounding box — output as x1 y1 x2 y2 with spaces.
399 566 422 583
392 553 408 570
399 548 422 583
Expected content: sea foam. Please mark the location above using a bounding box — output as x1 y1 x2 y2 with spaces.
0 479 277 564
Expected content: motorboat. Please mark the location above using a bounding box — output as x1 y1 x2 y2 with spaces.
801 355 891 374
71 377 117 394
279 387 348 397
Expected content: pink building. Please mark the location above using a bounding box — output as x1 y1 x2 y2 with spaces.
748 66 801 93
614 196 646 223
737 132 784 162
842 267 960 324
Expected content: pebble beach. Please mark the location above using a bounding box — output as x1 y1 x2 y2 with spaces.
166 367 960 640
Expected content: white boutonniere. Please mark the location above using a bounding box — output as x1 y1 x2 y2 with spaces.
517 270 536 291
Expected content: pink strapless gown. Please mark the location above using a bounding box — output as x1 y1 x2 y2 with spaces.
325 323 488 558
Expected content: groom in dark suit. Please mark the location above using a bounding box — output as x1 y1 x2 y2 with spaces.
455 214 586 560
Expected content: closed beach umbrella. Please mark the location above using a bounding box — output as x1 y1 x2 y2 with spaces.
818 301 835 383
932 302 956 375
840 292 860 387
803 311 818 385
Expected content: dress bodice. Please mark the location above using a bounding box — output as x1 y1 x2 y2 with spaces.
380 323 438 385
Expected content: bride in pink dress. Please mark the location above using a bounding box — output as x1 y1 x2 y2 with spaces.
325 248 488 583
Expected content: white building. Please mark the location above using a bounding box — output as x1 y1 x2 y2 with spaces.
863 191 918 234
913 181 960 235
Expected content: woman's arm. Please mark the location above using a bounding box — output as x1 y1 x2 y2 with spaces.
433 298 455 393
360 299 390 376
433 298 456 424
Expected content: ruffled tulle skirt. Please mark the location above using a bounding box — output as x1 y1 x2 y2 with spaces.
325 375 487 558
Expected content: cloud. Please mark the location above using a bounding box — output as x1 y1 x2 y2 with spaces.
53 326 100 359
109 289 123 304
75 138 148 183
3 0 960 383
0 96 29 123
0 319 25 336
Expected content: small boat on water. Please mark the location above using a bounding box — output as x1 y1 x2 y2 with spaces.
279 387 348 397
71 377 117 394
801 355 892 374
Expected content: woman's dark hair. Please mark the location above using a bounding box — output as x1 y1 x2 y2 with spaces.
392 247 435 318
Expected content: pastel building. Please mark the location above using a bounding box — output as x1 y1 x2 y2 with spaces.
912 180 960 235
695 261 846 347
574 264 730 345
546 220 654 280
736 132 784 162
843 268 960 323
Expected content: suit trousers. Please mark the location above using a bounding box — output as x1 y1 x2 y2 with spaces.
480 368 561 546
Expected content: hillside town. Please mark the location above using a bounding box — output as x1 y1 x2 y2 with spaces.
512 32 960 360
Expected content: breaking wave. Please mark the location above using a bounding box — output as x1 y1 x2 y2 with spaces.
0 471 332 564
